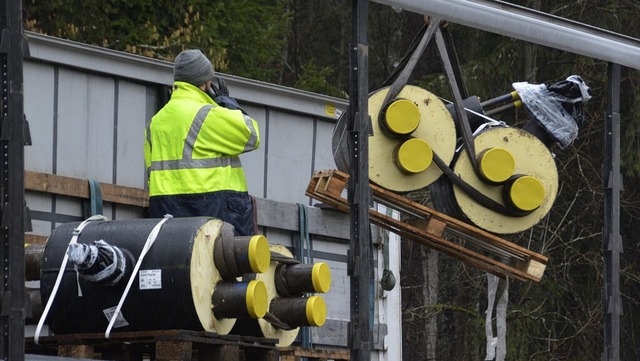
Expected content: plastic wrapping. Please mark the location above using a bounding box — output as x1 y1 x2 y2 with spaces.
513 75 591 149
68 239 127 286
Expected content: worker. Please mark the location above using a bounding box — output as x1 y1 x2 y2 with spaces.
144 49 260 236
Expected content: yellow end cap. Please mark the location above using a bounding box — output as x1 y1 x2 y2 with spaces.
248 235 270 274
395 138 433 174
311 262 332 293
385 99 421 135
305 296 327 327
478 147 516 183
246 280 268 319
509 176 545 211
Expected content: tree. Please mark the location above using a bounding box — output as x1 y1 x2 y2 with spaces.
23 0 290 80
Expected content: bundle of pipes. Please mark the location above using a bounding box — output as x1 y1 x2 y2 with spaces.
232 244 331 347
37 217 272 336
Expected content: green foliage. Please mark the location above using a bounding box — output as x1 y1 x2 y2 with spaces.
23 0 290 78
294 62 346 98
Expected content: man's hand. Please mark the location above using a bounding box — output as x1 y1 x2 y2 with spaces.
211 77 229 96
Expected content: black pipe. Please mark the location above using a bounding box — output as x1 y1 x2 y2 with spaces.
480 91 519 108
268 296 326 328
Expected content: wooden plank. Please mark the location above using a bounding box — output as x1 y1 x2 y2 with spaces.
254 197 349 240
305 169 549 282
368 179 548 264
25 170 149 207
279 346 350 360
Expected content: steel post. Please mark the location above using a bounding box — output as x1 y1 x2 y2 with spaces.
0 0 26 359
602 63 622 361
348 1 372 360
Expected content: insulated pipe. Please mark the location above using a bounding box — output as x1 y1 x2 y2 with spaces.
212 280 268 319
213 227 271 281
372 0 640 70
269 296 327 328
275 262 331 296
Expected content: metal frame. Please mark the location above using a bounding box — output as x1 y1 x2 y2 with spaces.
348 1 373 360
0 0 26 360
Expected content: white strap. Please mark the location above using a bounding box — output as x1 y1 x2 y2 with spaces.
34 215 108 345
495 277 509 361
105 215 172 338
484 273 509 361
484 273 499 360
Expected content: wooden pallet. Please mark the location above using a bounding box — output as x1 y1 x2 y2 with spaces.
305 169 548 282
26 330 279 361
279 346 350 361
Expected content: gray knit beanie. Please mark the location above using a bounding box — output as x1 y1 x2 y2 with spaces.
173 49 215 87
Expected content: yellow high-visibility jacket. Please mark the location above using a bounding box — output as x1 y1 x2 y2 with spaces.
144 81 260 197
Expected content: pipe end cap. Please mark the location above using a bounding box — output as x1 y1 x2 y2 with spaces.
246 280 268 319
395 138 433 174
509 176 545 211
384 99 421 135
305 296 327 327
248 235 270 274
478 147 515 183
311 262 332 293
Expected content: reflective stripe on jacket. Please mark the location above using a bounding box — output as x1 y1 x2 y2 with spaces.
144 81 260 197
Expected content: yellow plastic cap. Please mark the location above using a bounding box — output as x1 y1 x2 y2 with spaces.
245 280 268 319
478 147 516 183
395 138 433 174
248 235 270 274
305 296 327 327
384 99 420 135
311 262 332 293
509 176 545 211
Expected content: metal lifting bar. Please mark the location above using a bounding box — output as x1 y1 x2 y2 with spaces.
373 0 640 70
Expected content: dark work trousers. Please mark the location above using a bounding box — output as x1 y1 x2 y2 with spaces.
149 190 256 236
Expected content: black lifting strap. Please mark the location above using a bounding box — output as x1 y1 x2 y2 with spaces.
431 152 533 218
